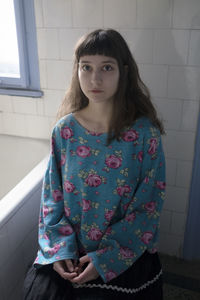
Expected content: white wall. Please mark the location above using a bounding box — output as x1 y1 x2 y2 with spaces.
0 0 200 257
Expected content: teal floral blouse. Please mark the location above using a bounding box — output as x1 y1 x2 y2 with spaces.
34 113 165 283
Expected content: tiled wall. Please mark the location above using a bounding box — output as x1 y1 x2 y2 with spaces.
0 0 200 257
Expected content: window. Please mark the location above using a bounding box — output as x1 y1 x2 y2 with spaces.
0 0 43 97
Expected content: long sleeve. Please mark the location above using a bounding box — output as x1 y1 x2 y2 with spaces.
34 125 78 267
87 129 165 282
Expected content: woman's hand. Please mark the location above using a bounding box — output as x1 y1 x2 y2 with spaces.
71 255 99 284
53 259 79 281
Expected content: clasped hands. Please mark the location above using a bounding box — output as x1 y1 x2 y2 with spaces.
53 255 99 284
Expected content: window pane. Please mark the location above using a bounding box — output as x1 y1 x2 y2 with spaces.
0 0 20 78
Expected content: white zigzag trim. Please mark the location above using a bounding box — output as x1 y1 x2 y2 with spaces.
73 269 162 294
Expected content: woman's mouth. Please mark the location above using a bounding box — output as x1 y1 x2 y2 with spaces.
90 90 103 93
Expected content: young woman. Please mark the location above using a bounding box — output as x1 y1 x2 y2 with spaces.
23 29 166 300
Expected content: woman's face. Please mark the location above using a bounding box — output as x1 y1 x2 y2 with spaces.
78 55 120 105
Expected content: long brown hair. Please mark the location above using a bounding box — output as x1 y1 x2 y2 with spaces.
56 29 165 143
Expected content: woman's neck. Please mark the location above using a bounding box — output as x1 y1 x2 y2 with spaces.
75 102 113 133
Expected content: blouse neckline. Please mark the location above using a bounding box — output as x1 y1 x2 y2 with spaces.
70 113 108 137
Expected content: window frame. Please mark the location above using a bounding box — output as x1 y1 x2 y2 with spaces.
0 0 43 98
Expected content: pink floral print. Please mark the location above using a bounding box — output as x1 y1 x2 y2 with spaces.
144 176 150 184
145 201 156 213
82 199 91 212
43 205 53 218
35 114 165 284
59 225 73 236
125 212 136 222
105 155 122 169
88 227 103 241
47 244 61 256
85 174 102 187
120 246 135 259
52 190 63 202
61 154 66 166
64 180 75 193
104 210 114 222
64 207 71 217
156 181 166 189
61 126 73 140
76 145 91 158
138 151 143 162
141 231 153 244
105 270 118 282
117 185 131 196
148 138 157 155
122 129 139 142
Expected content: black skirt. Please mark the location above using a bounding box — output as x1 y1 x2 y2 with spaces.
23 251 163 300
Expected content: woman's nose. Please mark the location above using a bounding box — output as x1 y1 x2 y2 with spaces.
91 70 102 84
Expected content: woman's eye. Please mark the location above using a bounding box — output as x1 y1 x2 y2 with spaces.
82 65 91 71
102 65 113 71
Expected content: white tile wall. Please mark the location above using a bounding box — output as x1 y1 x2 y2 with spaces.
0 95 13 112
181 100 199 131
46 60 73 90
43 89 65 116
171 212 186 235
163 131 195 160
160 210 172 233
159 232 183 256
104 0 137 28
37 98 45 115
0 0 199 260
37 29 60 60
2 112 28 136
42 0 72 28
165 158 177 186
168 66 200 100
39 60 47 89
0 112 3 134
153 30 190 65
188 30 200 66
176 161 193 188
12 97 38 115
34 0 43 28
139 64 168 97
137 0 172 28
153 98 182 130
25 115 51 139
164 186 189 213
120 29 154 64
59 29 88 60
72 0 103 28
173 0 200 29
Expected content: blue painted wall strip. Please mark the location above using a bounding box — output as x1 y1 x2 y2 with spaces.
183 112 200 260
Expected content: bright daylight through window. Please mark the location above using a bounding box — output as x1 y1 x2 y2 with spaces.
0 0 42 97
0 0 20 79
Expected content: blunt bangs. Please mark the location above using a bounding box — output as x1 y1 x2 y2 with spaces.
75 30 120 62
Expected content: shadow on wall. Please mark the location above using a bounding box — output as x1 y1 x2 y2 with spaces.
122 25 199 259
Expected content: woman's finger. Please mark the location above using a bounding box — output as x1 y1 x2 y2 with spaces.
71 262 99 284
53 261 67 278
53 260 77 281
79 255 90 265
65 259 74 273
